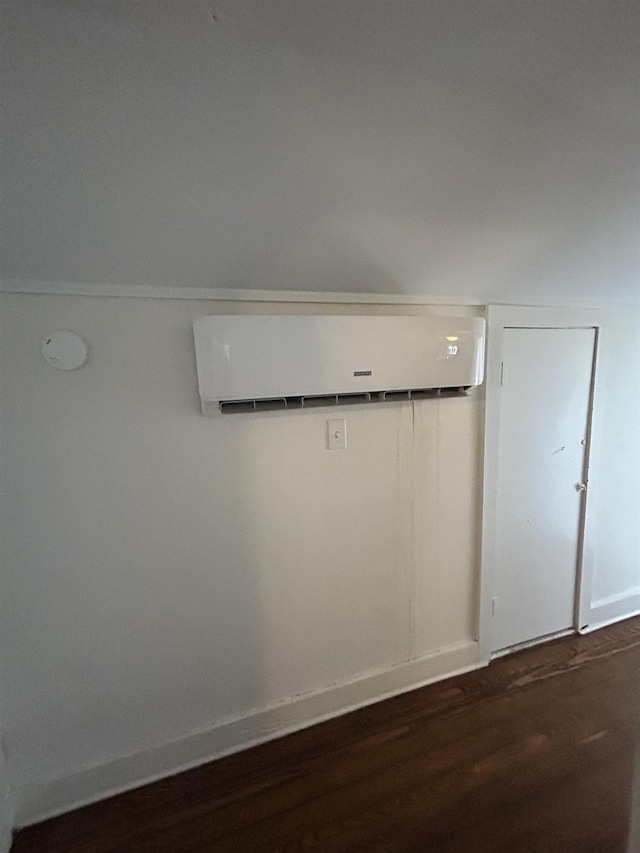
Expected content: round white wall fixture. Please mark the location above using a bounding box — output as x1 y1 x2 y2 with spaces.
41 331 88 370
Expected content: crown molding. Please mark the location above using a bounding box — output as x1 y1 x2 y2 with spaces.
0 279 484 305
0 279 636 310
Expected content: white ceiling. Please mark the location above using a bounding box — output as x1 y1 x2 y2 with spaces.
1 0 638 302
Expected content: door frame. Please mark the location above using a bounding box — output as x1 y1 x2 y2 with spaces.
478 305 605 660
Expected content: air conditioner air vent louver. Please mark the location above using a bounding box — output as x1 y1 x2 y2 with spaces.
218 387 469 414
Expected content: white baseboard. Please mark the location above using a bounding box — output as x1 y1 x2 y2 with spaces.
491 628 575 659
14 639 482 828
580 589 640 633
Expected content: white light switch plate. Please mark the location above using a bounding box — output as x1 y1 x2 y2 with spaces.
327 419 347 450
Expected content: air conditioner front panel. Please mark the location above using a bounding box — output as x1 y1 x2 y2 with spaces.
193 315 485 413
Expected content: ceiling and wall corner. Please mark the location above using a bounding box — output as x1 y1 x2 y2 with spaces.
1 0 638 304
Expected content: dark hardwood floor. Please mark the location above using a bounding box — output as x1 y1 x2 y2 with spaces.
12 617 640 852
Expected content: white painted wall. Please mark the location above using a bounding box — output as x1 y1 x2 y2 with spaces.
0 323 13 851
1 295 638 823
0 294 483 822
589 309 640 612
0 756 11 853
0 735 11 852
1 1 639 305
0 626 11 850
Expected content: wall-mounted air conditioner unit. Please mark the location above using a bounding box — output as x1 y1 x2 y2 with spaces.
193 315 485 415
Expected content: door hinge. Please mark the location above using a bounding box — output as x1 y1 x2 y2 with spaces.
500 362 507 385
492 596 499 617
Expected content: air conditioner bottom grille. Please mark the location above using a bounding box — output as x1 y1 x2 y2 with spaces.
218 387 469 414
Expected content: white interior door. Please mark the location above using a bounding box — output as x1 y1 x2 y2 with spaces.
492 327 595 653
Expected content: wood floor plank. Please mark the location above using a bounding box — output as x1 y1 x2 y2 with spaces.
12 617 640 853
